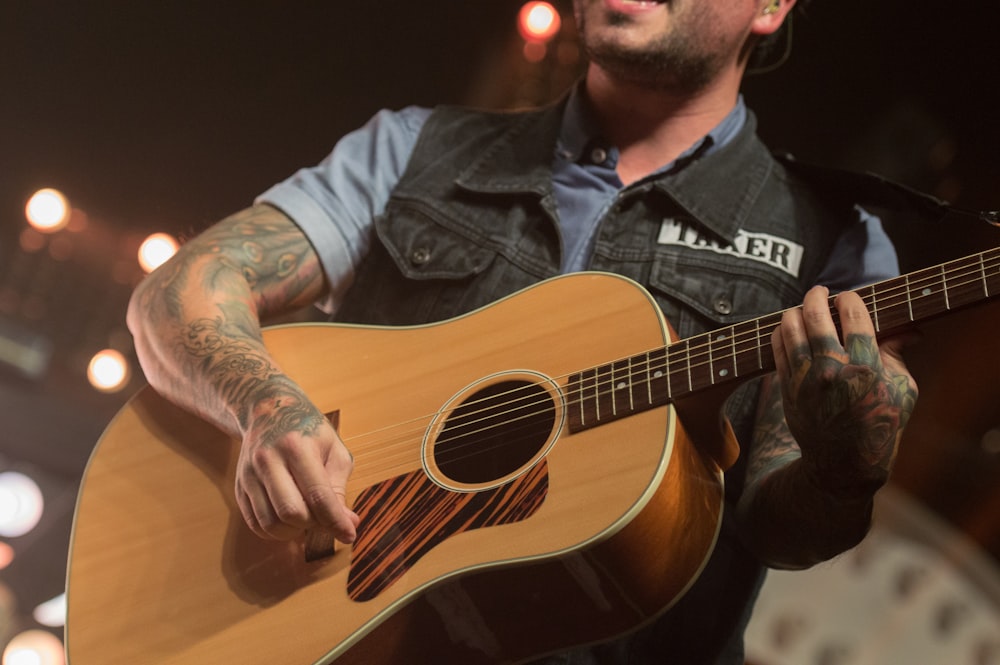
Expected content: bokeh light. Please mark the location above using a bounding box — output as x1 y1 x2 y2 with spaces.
24 189 70 233
518 2 561 43
138 232 180 273
86 349 130 393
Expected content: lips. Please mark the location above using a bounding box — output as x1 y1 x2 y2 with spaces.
603 0 666 15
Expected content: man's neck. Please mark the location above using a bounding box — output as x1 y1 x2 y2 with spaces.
584 65 743 186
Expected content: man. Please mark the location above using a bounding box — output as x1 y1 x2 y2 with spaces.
127 0 917 662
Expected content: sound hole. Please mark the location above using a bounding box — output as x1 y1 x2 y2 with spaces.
434 379 555 484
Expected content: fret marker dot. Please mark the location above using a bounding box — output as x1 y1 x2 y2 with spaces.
616 381 627 390
922 288 932 296
716 334 726 341
719 369 729 377
653 370 664 378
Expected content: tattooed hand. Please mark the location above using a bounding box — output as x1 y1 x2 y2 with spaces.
771 285 918 498
236 383 360 543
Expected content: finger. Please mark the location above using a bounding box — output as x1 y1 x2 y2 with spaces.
250 445 315 540
240 471 303 541
799 286 842 356
833 290 876 342
289 442 358 544
235 481 268 539
776 305 807 373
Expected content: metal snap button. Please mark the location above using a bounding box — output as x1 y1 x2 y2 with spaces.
410 247 431 266
590 147 608 164
713 296 733 315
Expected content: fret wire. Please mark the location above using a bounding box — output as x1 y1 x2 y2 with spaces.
595 367 602 422
610 362 617 418
755 318 763 370
627 355 635 411
707 333 715 386
646 350 655 404
981 254 990 297
869 287 880 332
905 274 914 321
686 341 693 393
730 325 739 377
942 264 950 310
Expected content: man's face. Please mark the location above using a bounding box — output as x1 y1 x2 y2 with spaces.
572 0 764 92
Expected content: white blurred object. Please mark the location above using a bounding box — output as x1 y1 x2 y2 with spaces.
0 472 44 538
745 486 1000 665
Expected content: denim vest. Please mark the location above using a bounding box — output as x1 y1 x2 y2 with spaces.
333 102 853 664
336 101 848 457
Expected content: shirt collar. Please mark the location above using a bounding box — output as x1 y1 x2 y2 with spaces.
555 83 748 173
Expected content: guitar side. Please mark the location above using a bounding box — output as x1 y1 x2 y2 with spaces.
65 273 725 665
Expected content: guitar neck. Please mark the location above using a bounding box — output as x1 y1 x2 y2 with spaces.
567 247 1000 432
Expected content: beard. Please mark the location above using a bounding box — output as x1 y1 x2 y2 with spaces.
577 9 738 94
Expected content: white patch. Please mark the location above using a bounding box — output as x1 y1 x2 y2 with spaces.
657 217 804 278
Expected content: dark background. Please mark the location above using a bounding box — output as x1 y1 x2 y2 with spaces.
1 0 998 649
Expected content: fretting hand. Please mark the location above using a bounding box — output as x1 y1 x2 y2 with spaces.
771 286 918 497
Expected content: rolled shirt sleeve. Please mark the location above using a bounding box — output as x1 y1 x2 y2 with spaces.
256 106 431 312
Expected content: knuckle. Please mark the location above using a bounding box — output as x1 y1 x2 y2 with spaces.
249 445 276 471
272 500 309 525
274 436 305 458
802 306 827 325
303 483 335 508
841 305 869 323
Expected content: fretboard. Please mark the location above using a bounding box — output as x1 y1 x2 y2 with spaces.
567 247 1000 432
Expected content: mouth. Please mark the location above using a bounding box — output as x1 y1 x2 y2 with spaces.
603 0 667 14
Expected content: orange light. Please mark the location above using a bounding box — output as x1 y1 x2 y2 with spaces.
518 1 561 43
138 232 180 273
25 189 70 233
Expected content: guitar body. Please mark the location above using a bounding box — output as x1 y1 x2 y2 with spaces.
66 273 725 665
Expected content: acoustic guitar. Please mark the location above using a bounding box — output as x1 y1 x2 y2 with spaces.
65 248 999 664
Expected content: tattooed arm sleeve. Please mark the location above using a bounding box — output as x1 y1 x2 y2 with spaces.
126 204 327 438
127 204 360 543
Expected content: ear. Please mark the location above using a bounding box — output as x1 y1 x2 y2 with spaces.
752 0 797 37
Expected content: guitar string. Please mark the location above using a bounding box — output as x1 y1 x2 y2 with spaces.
343 253 999 475
345 253 1000 475
348 254 1000 478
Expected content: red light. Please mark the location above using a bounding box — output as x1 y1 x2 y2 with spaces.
518 2 561 43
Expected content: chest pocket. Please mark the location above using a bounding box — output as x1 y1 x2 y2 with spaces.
648 250 803 340
374 203 497 282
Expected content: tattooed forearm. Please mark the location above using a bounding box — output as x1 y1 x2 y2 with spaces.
163 206 324 321
128 205 327 437
177 314 321 434
243 378 326 443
